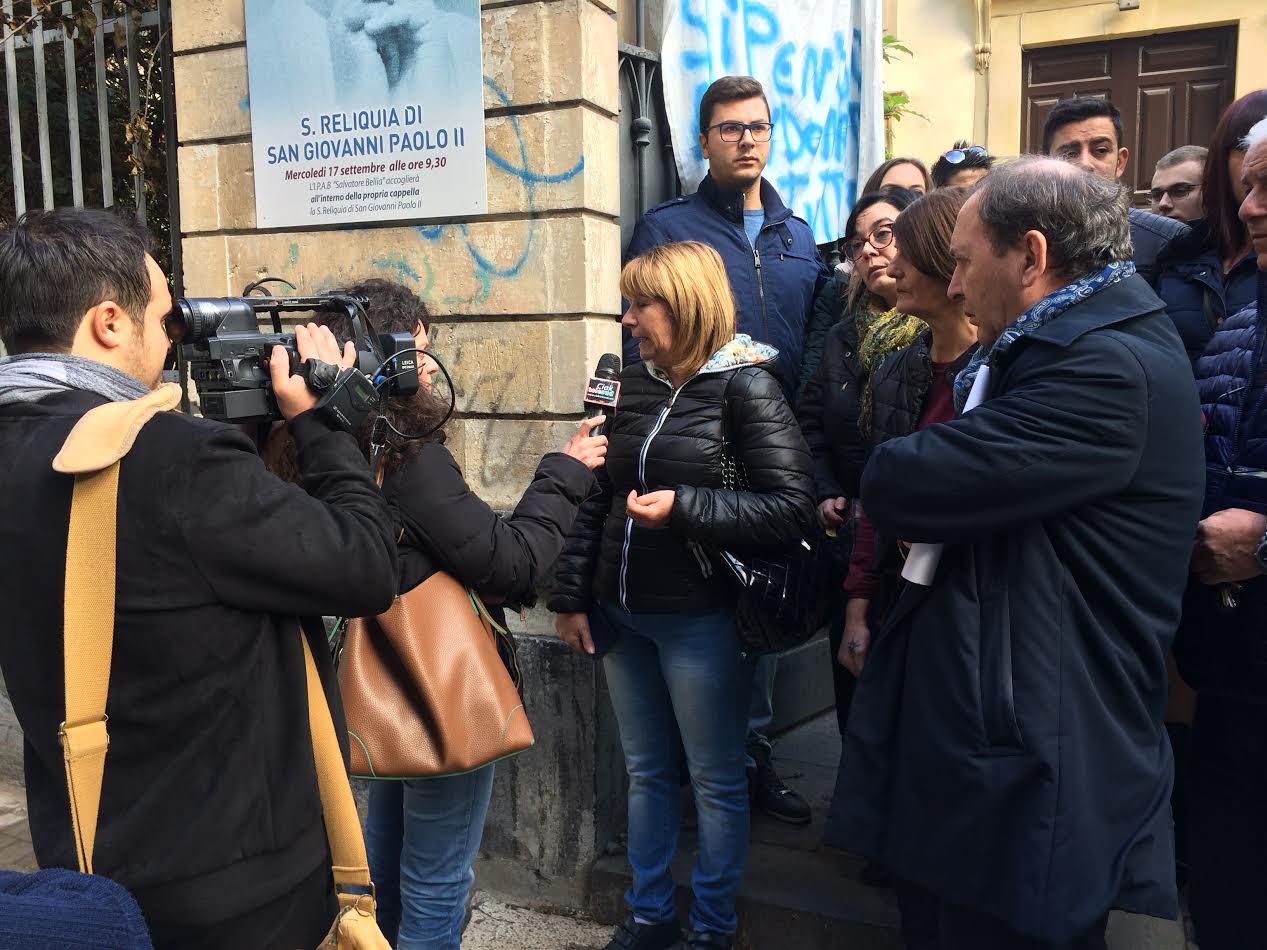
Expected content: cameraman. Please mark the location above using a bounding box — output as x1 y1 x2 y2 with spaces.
0 208 398 948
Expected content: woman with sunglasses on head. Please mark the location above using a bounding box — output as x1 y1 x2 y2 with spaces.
264 278 608 950
929 141 994 189
1154 88 1267 366
796 186 920 737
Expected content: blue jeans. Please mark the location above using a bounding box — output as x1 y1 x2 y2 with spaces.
745 653 778 769
365 766 496 950
593 601 755 936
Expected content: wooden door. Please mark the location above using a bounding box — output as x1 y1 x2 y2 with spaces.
1021 27 1237 204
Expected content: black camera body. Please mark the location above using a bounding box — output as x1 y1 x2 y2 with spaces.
171 294 419 424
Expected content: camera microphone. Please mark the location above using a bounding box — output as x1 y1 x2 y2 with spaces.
583 353 622 436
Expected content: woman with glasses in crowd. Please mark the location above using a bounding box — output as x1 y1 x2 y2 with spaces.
1155 88 1267 365
796 186 920 737
551 241 814 950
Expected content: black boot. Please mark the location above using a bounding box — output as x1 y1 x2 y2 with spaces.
603 916 682 950
749 744 811 825
680 929 734 949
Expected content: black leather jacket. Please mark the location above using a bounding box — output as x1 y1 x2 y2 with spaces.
548 338 815 615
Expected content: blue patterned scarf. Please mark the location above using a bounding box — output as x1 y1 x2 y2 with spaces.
953 261 1136 412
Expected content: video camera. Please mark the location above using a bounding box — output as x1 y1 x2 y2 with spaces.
169 291 420 424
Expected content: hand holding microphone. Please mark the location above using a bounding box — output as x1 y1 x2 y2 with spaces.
583 353 622 436
562 353 622 471
563 415 609 470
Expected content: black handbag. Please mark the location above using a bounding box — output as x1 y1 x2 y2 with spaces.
711 396 832 655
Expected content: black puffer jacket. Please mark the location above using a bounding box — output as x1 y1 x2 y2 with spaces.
549 337 815 615
797 278 867 500
868 330 977 447
383 443 596 609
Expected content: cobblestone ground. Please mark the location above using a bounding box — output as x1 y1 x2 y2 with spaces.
0 784 36 872
0 773 1199 949
464 894 611 949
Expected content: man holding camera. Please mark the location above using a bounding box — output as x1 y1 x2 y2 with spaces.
0 208 398 947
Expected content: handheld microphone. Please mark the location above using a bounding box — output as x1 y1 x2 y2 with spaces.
583 353 622 436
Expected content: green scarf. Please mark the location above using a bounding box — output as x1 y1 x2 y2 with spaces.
856 305 926 437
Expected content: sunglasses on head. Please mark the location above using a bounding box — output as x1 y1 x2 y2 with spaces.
941 145 987 164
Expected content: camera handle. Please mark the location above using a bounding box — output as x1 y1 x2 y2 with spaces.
305 363 381 434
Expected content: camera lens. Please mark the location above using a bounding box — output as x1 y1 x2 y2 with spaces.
173 298 256 343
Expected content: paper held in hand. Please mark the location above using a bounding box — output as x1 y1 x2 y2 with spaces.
901 364 992 586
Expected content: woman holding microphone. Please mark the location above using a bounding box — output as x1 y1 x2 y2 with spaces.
550 242 815 950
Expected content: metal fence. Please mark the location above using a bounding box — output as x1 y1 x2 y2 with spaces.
617 0 679 251
0 0 180 287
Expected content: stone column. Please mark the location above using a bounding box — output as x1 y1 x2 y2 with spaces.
171 0 624 908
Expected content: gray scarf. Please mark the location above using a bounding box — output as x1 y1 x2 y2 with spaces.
0 353 151 408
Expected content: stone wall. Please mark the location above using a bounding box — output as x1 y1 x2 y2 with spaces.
171 0 623 511
171 0 625 906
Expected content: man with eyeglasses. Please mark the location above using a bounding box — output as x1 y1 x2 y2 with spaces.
1150 145 1207 223
622 75 828 832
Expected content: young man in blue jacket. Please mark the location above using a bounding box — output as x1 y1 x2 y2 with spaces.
623 76 828 826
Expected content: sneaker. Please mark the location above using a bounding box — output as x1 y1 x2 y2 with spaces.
603 916 682 950
749 746 811 825
680 930 734 949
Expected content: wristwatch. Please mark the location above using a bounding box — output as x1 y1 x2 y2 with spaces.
1256 527 1267 574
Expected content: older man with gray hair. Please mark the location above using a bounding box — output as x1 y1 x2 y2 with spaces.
1174 115 1267 950
833 157 1205 949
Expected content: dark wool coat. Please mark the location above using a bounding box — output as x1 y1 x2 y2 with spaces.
1128 206 1190 288
1153 220 1260 365
834 275 1205 939
796 277 868 501
0 393 399 931
1174 272 1267 702
548 344 815 617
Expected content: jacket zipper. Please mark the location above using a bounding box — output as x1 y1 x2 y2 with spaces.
753 244 770 342
619 384 684 611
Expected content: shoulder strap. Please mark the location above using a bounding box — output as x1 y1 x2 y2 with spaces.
299 634 375 906
55 384 181 874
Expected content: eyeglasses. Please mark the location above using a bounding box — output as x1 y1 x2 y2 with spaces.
842 225 896 260
1149 182 1200 203
705 121 774 143
941 145 987 164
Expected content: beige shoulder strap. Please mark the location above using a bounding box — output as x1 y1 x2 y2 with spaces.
299 635 375 904
55 384 181 874
56 383 375 904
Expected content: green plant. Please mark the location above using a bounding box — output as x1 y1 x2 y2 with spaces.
881 34 927 159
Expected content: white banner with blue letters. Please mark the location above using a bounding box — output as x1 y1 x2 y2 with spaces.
661 0 885 244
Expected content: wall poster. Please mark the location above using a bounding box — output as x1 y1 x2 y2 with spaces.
244 0 488 228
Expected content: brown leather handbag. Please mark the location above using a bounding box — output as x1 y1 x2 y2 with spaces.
335 570 535 778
